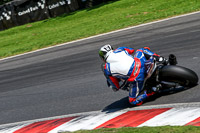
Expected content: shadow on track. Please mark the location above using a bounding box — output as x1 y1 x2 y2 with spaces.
102 85 198 113
102 96 131 113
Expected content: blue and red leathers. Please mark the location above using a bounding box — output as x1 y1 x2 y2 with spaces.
103 47 160 105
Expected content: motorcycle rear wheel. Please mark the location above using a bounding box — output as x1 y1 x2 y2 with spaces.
159 65 199 87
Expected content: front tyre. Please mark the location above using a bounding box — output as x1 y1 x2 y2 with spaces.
159 65 199 87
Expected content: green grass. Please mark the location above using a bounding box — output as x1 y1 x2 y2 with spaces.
0 0 200 58
62 126 200 133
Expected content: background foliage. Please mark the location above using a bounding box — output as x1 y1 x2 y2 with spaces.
0 0 111 7
0 0 13 5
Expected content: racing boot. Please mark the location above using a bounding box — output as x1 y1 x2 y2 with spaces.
168 54 177 65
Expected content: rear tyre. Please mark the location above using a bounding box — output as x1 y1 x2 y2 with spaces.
159 65 198 87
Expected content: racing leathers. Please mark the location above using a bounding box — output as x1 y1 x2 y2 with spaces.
103 47 161 106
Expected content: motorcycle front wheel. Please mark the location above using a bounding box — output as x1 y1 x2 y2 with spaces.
159 65 199 87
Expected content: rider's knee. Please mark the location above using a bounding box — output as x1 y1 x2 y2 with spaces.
129 97 143 106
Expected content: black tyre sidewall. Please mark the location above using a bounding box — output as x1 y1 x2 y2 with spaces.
159 65 198 86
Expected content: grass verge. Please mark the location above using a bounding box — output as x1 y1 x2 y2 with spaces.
62 126 200 133
0 0 200 58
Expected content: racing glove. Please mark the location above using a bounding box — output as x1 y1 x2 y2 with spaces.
168 54 177 65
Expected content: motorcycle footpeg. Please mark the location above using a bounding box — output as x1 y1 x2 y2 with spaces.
151 84 162 92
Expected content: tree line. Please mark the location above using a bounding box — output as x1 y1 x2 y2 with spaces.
0 0 116 7
0 0 13 5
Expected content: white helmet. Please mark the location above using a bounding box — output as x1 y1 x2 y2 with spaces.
99 44 113 62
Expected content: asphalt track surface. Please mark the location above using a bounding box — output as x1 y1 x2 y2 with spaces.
0 12 200 125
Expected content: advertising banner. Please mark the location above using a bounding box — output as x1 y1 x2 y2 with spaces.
0 0 83 30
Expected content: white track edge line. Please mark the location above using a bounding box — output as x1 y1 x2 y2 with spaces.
0 10 200 62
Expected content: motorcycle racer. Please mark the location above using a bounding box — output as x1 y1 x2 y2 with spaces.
99 44 167 106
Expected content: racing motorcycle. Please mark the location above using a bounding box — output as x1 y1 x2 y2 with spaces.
102 54 198 94
143 54 198 93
